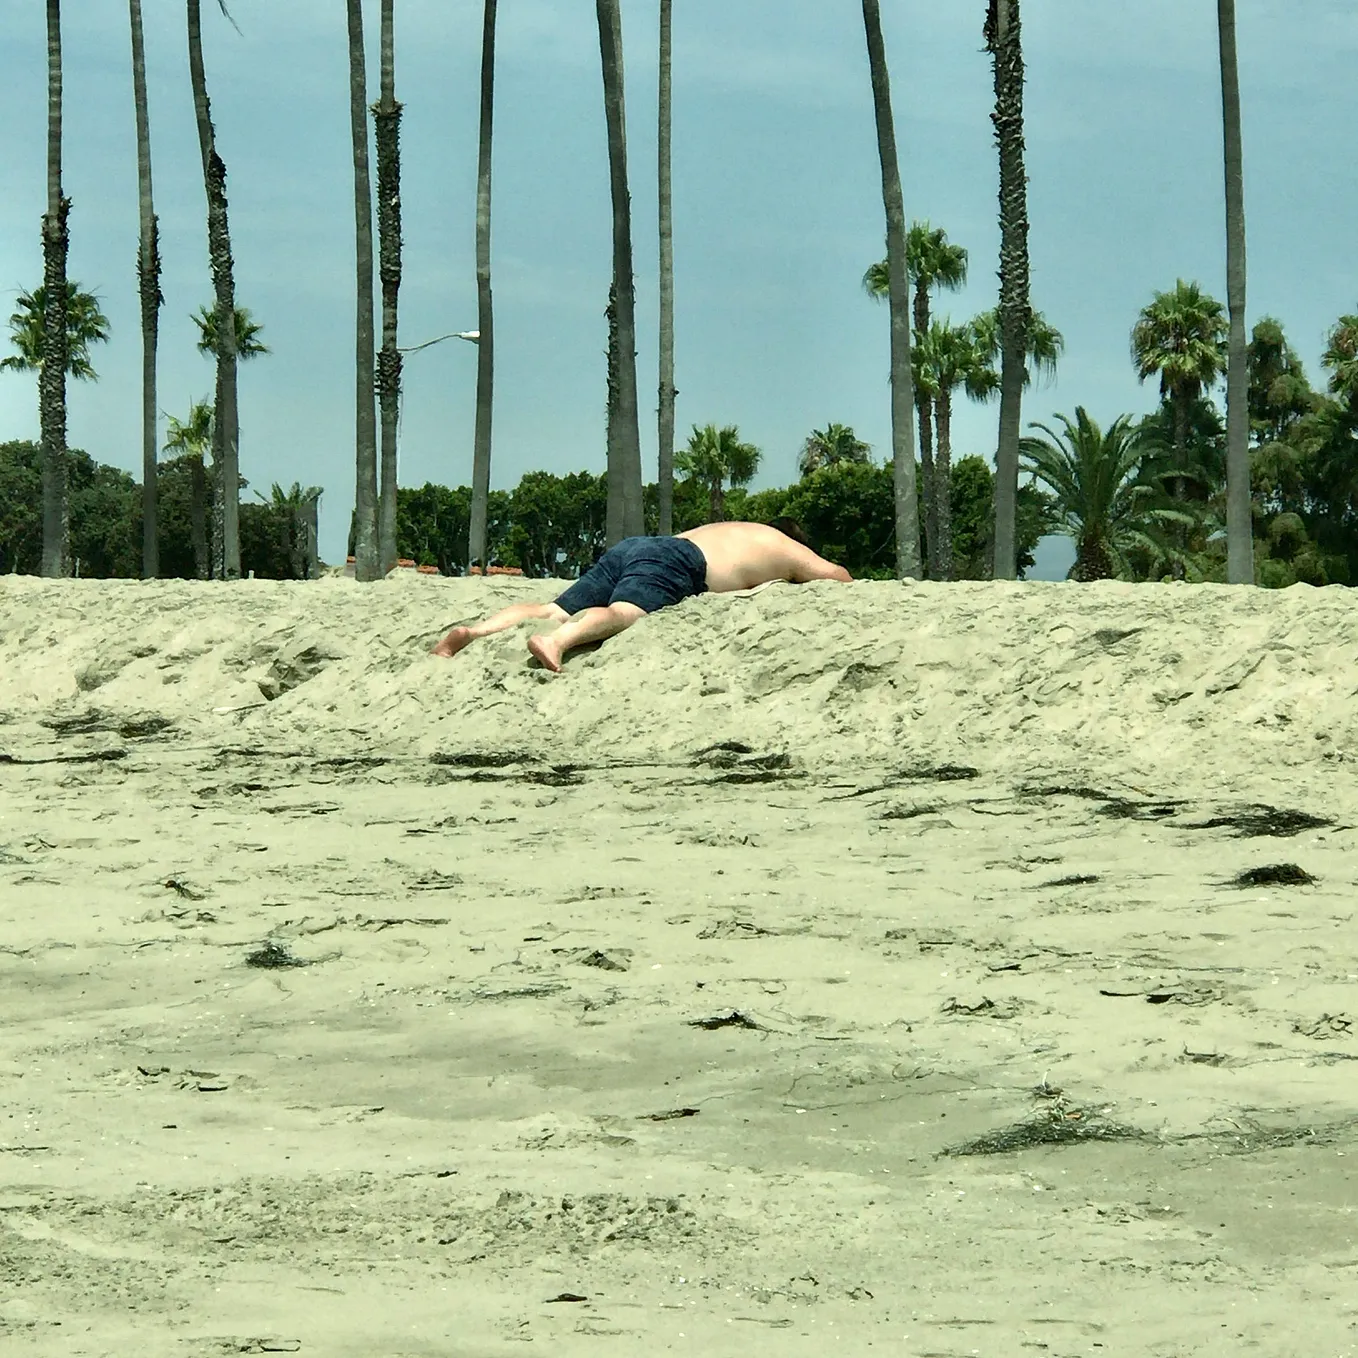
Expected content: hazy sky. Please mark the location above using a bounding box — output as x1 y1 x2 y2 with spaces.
1 2 1355 575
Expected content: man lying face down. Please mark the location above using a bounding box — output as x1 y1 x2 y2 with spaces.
431 518 852 672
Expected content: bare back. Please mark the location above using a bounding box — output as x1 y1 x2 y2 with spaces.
676 522 851 592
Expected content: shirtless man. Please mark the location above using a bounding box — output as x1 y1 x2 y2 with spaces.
431 518 852 672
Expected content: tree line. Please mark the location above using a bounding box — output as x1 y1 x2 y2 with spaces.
8 2 1308 585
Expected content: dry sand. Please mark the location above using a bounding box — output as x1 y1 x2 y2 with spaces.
1 574 1356 1356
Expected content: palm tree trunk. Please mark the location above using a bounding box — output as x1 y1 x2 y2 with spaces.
913 281 939 575
468 0 496 572
345 0 379 581
374 0 403 574
1218 0 1252 585
187 0 240 579
986 0 1031 581
935 387 955 580
1073 534 1113 583
656 0 676 539
860 0 920 579
130 0 160 579
189 454 208 578
596 0 645 546
40 0 70 579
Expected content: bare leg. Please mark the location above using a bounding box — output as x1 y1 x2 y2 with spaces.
432 601 568 658
527 602 645 673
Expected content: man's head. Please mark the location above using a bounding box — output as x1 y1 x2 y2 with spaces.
767 516 811 548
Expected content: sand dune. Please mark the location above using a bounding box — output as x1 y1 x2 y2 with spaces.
1 577 1355 1355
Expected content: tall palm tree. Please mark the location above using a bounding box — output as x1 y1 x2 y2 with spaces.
163 397 213 579
374 0 403 573
860 0 920 578
656 0 676 537
916 319 999 579
345 0 379 580
970 306 1063 386
129 0 161 578
864 221 967 569
1217 0 1251 584
985 0 1032 581
468 0 496 571
1020 409 1195 582
798 423 872 477
40 0 70 577
1131 281 1228 493
187 0 241 579
675 424 760 523
596 0 645 545
3 284 110 382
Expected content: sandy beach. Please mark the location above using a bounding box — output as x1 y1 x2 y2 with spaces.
2 575 1356 1356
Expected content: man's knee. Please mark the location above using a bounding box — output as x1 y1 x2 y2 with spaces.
608 601 645 625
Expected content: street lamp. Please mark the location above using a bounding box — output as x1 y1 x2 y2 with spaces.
399 330 479 355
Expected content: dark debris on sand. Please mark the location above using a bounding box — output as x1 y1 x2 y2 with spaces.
1230 863 1317 887
1185 806 1332 838
245 940 309 969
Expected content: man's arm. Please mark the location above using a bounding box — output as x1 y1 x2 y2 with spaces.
786 544 853 583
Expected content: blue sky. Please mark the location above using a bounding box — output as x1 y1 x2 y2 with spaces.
1 2 1355 576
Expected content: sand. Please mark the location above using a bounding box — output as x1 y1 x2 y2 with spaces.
1 574 1356 1356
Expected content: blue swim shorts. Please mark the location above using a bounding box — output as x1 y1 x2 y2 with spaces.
554 536 708 616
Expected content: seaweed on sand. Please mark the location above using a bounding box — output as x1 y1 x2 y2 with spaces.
944 1107 1145 1156
245 940 308 969
1185 806 1332 838
1230 863 1317 887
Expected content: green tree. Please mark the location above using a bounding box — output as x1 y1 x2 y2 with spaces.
798 423 872 477
1248 318 1314 448
985 0 1032 580
344 0 379 580
596 0 644 544
129 0 162 578
860 0 920 579
914 319 1000 578
373 0 403 573
191 303 268 358
1132 280 1228 483
1322 313 1358 411
864 221 968 568
187 0 242 579
163 398 213 578
1020 408 1196 581
2 283 110 382
675 424 760 522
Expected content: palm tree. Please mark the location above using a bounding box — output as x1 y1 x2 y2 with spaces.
186 0 241 579
860 0 920 578
1020 409 1195 582
257 481 324 579
675 424 760 522
798 423 871 477
345 0 379 581
163 397 213 579
40 0 70 577
970 306 1063 386
191 304 268 358
1322 313 1358 410
373 0 403 574
864 221 967 568
596 0 645 544
1217 0 1252 584
985 0 1032 581
656 0 677 537
468 0 496 572
1131 281 1228 494
3 284 110 382
916 320 999 578
129 0 161 578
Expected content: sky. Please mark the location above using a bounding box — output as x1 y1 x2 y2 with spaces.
1 2 1355 577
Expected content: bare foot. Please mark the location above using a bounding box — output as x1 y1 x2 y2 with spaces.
527 633 562 673
432 626 474 658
